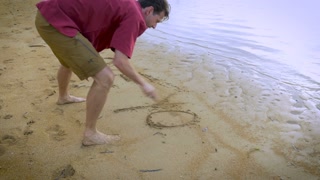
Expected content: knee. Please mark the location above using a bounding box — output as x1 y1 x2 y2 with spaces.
93 67 114 89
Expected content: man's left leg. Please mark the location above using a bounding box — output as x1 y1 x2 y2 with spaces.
56 65 86 105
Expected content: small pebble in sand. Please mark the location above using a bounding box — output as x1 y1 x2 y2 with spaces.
202 127 208 132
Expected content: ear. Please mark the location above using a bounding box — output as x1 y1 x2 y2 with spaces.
145 6 154 16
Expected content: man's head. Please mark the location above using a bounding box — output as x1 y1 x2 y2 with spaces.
138 0 170 28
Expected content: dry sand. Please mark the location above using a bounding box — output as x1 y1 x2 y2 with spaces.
1 0 320 179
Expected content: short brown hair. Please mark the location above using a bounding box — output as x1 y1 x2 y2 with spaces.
138 0 170 21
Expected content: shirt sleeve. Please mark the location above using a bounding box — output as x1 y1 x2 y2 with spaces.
110 15 143 58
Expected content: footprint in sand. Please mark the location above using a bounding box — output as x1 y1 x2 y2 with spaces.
3 114 13 119
0 99 3 110
0 66 5 76
228 86 242 97
30 98 43 108
3 59 14 64
23 128 33 136
53 164 75 179
290 110 303 115
0 145 6 156
47 74 56 82
52 107 64 115
0 134 18 145
44 89 56 99
0 128 28 148
46 125 66 141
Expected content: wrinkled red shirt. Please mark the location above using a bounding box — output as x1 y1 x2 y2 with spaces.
36 0 147 58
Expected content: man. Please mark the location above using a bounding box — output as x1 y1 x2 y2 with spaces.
35 0 170 146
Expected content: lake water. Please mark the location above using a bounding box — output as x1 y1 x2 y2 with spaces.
142 0 320 108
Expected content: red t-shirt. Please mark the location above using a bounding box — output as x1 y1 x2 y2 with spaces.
36 0 148 58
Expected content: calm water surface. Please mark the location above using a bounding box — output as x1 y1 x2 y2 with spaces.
144 0 320 106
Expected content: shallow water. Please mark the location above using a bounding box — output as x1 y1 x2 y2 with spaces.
138 1 320 171
143 0 320 107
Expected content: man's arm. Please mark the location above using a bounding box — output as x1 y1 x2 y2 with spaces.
113 49 158 100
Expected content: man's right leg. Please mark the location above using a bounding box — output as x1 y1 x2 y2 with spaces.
35 11 85 105
82 66 120 146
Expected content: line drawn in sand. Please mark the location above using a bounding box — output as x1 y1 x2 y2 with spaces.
113 92 200 129
113 93 181 113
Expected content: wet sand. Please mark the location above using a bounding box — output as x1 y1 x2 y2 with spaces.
1 0 320 179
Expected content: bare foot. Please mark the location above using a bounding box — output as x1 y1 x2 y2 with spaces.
82 131 120 146
57 95 86 105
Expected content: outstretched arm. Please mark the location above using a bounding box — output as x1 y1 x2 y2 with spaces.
113 49 158 100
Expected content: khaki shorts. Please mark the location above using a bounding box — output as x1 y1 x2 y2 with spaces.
35 11 106 80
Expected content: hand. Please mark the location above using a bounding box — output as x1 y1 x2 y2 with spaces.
141 83 158 101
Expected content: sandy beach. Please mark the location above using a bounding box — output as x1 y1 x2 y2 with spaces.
1 0 320 179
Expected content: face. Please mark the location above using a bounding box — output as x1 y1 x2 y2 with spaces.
144 8 165 29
